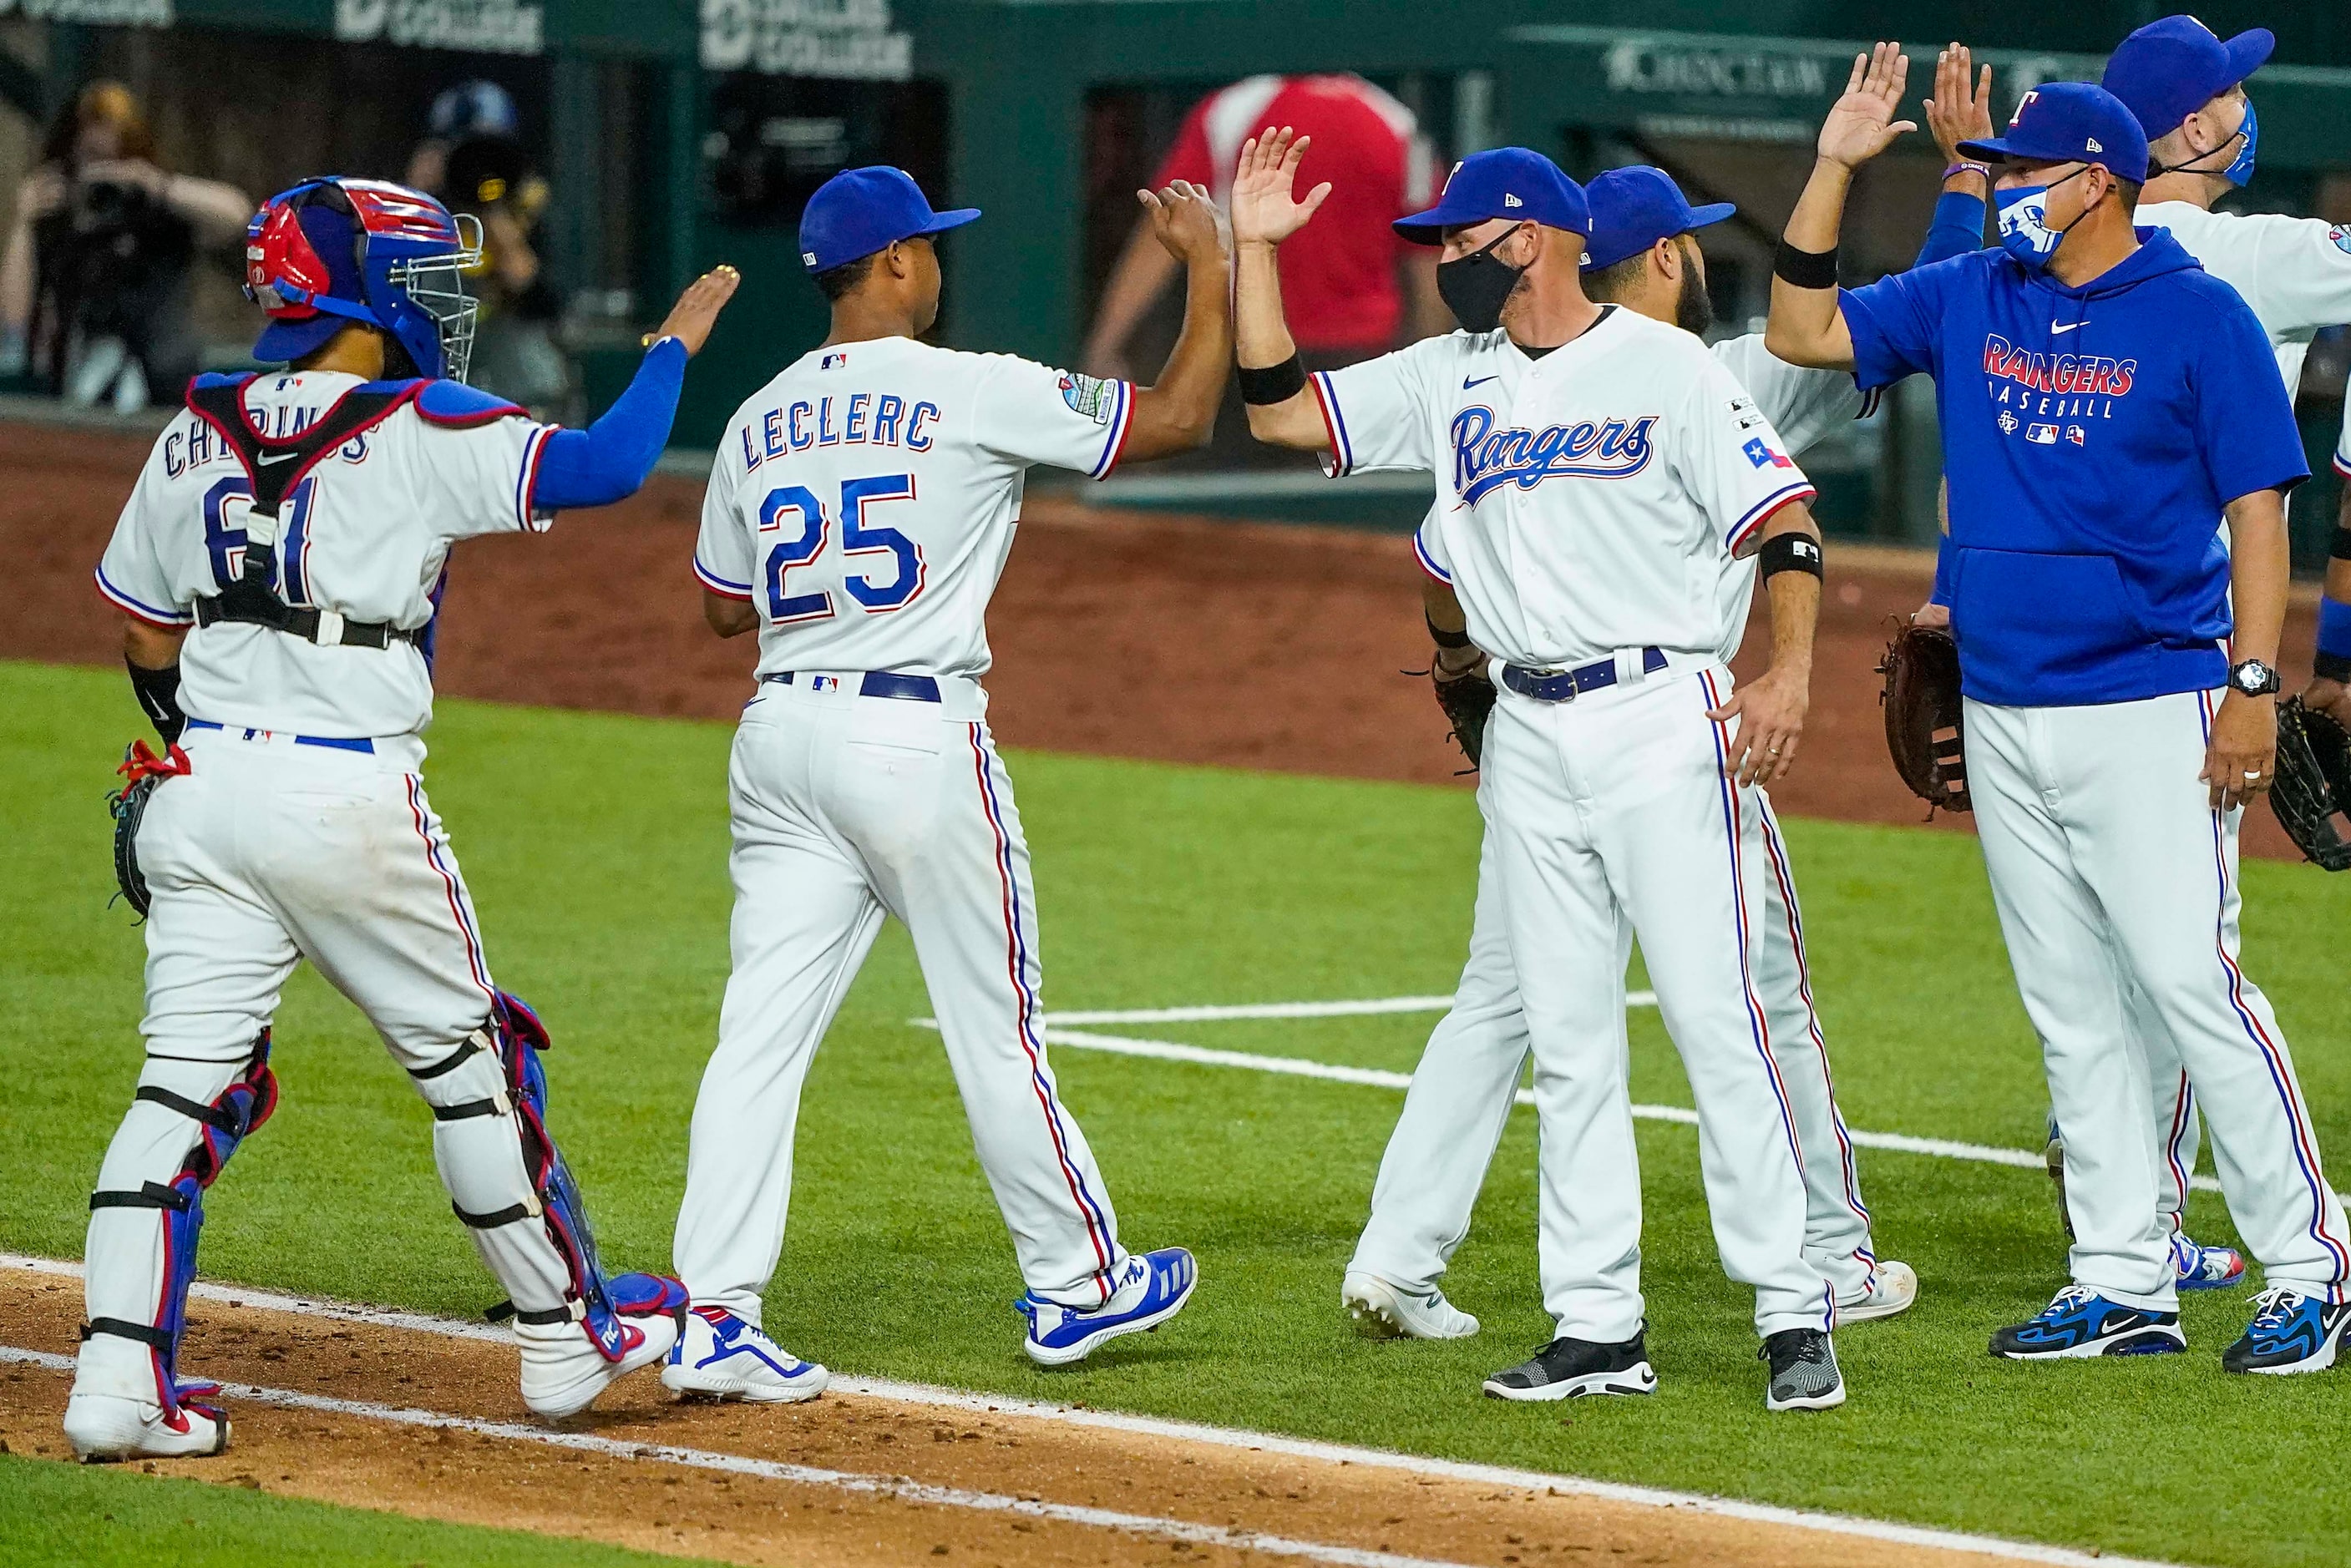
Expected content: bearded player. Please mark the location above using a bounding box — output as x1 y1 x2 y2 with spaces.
73 175 737 1459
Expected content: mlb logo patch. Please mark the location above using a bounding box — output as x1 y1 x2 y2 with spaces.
821 352 849 370
1741 437 1792 469
2027 422 2058 444
810 675 841 693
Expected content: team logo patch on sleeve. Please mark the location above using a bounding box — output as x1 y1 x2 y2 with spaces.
2332 225 2351 256
1058 372 1116 424
1741 437 1793 469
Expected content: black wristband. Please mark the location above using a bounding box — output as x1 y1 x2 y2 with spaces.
2316 650 2351 683
1759 532 1825 581
126 659 185 743
1773 240 1839 291
2331 525 2351 564
1426 613 1472 650
1237 353 1308 406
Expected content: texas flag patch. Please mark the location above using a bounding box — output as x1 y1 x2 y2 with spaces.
1741 437 1793 469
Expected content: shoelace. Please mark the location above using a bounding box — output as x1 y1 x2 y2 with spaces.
2044 1285 2101 1316
2246 1287 2305 1331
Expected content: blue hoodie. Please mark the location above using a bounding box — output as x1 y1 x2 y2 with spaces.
1842 227 2307 707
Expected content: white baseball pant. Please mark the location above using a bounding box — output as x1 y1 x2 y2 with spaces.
1350 776 1882 1308
1966 690 2350 1308
672 675 1127 1323
79 726 581 1404
1477 659 1834 1343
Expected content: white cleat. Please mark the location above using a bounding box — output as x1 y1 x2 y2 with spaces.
1341 1270 1480 1339
519 1311 681 1421
63 1391 230 1462
661 1306 829 1404
1837 1259 1919 1324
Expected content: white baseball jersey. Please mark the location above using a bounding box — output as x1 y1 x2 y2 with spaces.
1316 308 1815 670
95 372 552 739
2137 202 2351 398
694 338 1132 680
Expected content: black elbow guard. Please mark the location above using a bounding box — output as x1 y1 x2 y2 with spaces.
126 658 185 743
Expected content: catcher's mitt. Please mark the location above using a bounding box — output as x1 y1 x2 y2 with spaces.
2270 698 2351 872
1434 666 1497 771
109 739 190 918
1877 622 1971 813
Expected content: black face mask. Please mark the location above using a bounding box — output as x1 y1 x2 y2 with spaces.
1436 225 1528 333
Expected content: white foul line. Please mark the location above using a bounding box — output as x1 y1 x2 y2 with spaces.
929 994 1657 1026
0 1257 2184 1568
0 1343 1468 1568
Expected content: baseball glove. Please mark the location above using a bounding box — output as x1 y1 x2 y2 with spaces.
1434 666 1497 771
1877 622 1971 813
109 739 190 918
2270 698 2351 872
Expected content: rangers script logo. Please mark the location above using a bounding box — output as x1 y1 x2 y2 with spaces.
1451 407 1657 504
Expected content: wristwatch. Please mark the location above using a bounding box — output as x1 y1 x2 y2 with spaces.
2228 658 2282 697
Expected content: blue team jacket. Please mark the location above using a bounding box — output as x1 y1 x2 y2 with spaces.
1842 228 2308 707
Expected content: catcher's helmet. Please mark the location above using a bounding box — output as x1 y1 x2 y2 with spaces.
245 177 483 382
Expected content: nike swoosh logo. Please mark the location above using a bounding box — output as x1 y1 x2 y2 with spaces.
2051 321 2087 335
1463 375 1500 390
257 452 299 465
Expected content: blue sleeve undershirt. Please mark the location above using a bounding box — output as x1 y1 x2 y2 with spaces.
530 336 689 511
1915 189 1988 269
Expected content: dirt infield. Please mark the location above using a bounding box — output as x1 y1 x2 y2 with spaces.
1 418 2317 859
0 1267 2079 1568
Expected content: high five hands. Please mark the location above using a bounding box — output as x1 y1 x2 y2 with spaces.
1818 43 1918 171
1230 126 1331 247
1138 178 1229 265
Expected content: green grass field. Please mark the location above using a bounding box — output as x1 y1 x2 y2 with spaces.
4 657 2348 1568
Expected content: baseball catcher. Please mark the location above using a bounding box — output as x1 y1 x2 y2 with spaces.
71 175 737 1460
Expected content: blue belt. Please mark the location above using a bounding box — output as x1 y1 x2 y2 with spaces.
761 670 940 703
1500 647 1669 704
185 719 374 753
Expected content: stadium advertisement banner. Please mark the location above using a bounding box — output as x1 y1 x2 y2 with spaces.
1505 23 2351 168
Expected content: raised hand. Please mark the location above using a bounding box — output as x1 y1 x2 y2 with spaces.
1229 126 1331 248
1817 42 1918 171
1923 43 1994 165
1139 179 1227 266
654 266 741 357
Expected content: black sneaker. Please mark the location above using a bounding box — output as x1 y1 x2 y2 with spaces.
1482 1328 1656 1402
1761 1328 1844 1411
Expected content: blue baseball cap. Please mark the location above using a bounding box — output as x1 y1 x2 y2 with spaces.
252 199 367 366
1958 80 2151 181
1580 166 1735 272
2102 16 2273 139
1394 147 1589 245
798 166 979 275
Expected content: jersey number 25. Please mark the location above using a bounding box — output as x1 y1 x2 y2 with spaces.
761 474 923 625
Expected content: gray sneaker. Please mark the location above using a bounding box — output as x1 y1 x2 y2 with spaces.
1761 1328 1845 1411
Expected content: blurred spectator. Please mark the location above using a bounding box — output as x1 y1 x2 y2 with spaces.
439 127 568 412
1085 73 1447 382
0 82 251 411
404 78 521 200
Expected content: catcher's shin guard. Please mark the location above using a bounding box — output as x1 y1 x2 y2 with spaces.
77 1034 278 1422
409 991 684 1362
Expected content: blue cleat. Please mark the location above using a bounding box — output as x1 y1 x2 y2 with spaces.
661 1305 828 1404
1990 1285 2185 1359
2222 1288 2351 1376
2171 1232 2247 1292
1018 1247 1198 1367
